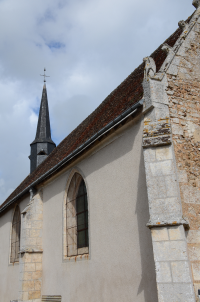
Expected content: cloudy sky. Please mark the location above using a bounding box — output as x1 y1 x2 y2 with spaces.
0 0 194 204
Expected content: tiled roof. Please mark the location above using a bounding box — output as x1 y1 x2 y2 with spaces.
0 19 188 210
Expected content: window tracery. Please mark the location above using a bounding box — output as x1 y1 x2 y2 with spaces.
10 205 21 263
66 173 89 257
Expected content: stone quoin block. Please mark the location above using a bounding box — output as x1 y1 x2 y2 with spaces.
155 146 173 161
22 280 35 291
151 227 169 241
35 280 42 290
24 263 36 272
157 283 195 302
153 240 188 262
23 272 32 281
155 261 172 283
32 253 42 263
165 174 178 197
28 290 41 299
36 263 42 271
171 261 191 283
149 197 181 221
147 176 167 200
168 225 185 241
149 160 175 177
32 271 42 280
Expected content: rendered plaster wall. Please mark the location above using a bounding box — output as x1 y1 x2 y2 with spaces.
166 18 200 298
41 116 158 302
0 196 29 302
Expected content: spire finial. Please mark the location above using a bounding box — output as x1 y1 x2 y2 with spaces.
40 68 50 83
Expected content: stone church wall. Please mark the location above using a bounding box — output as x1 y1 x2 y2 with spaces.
166 17 200 299
140 8 200 300
41 115 158 302
0 196 29 302
0 114 158 302
19 191 43 301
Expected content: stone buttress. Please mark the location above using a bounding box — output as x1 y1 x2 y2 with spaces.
18 188 43 302
141 3 200 301
166 2 200 299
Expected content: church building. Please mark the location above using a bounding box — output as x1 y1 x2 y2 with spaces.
1 1 200 301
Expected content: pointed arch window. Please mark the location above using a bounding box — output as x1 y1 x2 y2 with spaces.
66 173 89 257
10 205 21 263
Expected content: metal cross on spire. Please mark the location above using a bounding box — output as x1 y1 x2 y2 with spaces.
40 68 50 83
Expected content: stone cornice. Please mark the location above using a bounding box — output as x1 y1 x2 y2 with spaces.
19 248 43 254
146 218 190 229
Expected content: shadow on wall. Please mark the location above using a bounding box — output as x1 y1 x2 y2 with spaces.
136 147 158 302
68 114 145 302
41 108 158 301
43 110 143 204
82 109 143 177
0 206 20 302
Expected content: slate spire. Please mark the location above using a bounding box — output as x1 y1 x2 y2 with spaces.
33 83 54 144
29 83 56 173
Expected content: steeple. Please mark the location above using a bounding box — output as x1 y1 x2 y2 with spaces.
33 83 54 144
29 81 56 173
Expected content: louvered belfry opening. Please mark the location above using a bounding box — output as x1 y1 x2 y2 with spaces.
66 173 89 257
10 205 21 263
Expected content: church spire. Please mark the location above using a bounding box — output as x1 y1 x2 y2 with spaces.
29 74 56 173
33 83 54 144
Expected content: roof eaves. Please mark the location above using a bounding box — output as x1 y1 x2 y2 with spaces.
0 99 143 213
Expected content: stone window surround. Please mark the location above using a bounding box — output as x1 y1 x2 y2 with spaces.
9 204 21 265
63 168 90 262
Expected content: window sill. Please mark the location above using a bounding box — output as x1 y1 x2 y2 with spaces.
78 247 89 255
9 261 19 266
63 251 89 262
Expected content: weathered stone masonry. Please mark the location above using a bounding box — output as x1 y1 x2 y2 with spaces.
142 86 195 301
19 189 43 302
166 12 200 300
142 5 200 301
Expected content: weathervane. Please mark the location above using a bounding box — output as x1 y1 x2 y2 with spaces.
40 68 50 83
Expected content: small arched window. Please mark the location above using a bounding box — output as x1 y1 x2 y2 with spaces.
66 173 89 257
10 205 21 263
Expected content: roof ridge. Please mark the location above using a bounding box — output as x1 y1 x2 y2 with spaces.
1 11 194 211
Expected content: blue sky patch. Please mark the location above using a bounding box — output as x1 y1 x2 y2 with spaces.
32 106 40 116
47 41 65 50
37 9 55 25
35 43 42 48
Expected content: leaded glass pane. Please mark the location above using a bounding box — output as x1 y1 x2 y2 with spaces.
76 179 88 249
77 230 86 248
76 195 85 213
77 213 85 230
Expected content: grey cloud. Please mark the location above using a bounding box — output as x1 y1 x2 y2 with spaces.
0 0 194 203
